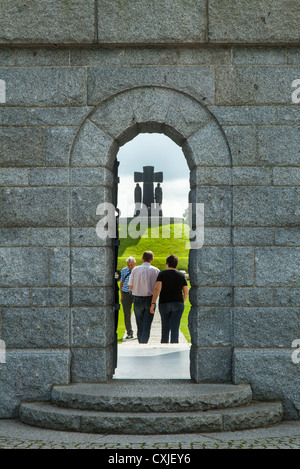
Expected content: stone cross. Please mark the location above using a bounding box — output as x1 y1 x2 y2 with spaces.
134 166 163 216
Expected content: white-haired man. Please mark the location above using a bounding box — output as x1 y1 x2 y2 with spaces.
120 256 136 339
128 251 159 343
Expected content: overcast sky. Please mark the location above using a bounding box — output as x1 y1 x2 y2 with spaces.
117 133 190 218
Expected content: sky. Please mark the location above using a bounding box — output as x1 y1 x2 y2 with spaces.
117 133 190 219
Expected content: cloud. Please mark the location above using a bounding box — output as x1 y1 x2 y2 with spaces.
117 133 190 217
118 133 189 181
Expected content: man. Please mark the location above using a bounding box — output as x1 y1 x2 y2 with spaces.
120 256 136 339
128 251 159 343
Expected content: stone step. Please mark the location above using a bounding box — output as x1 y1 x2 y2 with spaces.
19 401 283 434
51 380 253 413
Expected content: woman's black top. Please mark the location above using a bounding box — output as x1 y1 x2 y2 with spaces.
156 269 187 304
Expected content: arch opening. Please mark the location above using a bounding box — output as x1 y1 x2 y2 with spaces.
114 132 191 379
69 86 233 384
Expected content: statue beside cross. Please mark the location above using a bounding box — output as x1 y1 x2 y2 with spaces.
134 166 163 217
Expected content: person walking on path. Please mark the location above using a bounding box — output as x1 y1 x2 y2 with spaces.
128 251 159 343
150 254 189 343
120 256 136 339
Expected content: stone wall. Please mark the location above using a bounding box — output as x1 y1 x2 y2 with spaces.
0 1 299 45
0 1 300 419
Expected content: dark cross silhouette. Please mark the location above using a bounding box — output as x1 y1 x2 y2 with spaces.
134 166 163 216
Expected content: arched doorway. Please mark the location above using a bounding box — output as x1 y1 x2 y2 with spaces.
69 86 233 383
114 132 191 379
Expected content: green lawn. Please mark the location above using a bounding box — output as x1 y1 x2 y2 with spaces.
118 221 190 271
116 220 192 343
181 284 192 343
116 288 126 343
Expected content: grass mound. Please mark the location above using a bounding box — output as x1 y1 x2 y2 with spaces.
118 221 190 271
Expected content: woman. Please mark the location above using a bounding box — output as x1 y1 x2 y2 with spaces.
150 254 189 343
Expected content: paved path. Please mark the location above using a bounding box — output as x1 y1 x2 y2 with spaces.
120 306 189 345
0 419 300 449
114 309 191 379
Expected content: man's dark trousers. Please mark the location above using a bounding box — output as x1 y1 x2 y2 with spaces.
133 295 154 343
121 291 134 337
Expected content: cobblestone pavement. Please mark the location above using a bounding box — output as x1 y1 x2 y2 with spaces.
1 434 300 449
0 420 300 449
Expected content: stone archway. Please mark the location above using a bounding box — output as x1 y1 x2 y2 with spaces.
69 86 232 383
